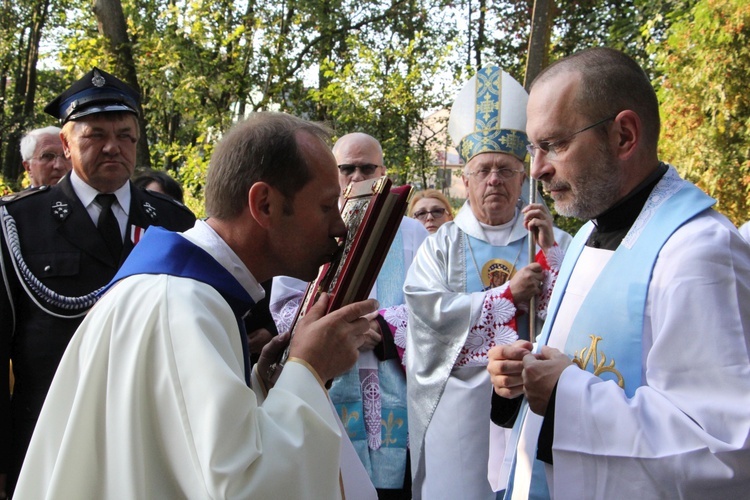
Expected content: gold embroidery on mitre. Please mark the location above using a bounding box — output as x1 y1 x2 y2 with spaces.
500 130 526 156
572 335 625 389
477 94 500 120
381 411 404 446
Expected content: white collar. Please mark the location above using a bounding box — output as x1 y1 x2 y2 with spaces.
455 201 527 246
70 170 131 215
478 211 518 246
180 219 265 303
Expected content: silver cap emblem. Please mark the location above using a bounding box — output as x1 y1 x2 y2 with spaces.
91 70 106 87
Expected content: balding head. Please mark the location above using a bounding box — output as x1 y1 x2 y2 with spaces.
332 133 383 163
332 132 386 192
205 112 331 219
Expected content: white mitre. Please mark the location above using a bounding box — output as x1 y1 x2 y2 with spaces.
448 66 529 164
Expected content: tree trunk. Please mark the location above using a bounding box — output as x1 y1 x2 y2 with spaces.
92 0 150 168
524 0 554 91
237 0 257 119
2 0 50 187
476 0 487 68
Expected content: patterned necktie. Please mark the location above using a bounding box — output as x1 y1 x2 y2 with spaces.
96 193 123 259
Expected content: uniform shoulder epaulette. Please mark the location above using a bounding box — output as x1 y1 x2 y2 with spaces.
141 188 193 213
0 185 50 206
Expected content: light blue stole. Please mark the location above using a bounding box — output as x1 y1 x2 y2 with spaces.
465 234 530 340
503 177 715 499
330 227 409 489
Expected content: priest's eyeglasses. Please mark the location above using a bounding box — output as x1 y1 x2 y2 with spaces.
413 208 448 221
338 163 380 176
526 115 616 160
32 152 69 163
465 167 524 182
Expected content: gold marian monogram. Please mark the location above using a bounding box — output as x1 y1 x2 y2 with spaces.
572 335 625 389
381 411 404 446
340 406 360 438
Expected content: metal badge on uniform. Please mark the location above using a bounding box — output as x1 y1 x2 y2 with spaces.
51 201 69 220
142 201 157 220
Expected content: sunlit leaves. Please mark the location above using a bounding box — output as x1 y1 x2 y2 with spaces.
656 0 750 224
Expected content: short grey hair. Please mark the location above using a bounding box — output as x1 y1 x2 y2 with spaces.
20 126 62 161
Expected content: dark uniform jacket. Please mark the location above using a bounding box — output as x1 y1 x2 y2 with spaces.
0 174 195 488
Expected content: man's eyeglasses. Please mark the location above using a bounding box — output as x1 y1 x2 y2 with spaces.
526 115 616 160
413 208 448 221
465 167 524 182
32 153 69 163
338 163 381 176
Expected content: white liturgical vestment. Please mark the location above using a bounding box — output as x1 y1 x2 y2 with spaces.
496 166 750 499
405 202 571 500
14 222 363 499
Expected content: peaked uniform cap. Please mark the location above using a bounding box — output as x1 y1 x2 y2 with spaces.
44 67 140 123
448 66 528 164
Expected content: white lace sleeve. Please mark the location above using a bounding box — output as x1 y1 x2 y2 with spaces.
538 245 565 320
455 285 518 368
383 304 408 351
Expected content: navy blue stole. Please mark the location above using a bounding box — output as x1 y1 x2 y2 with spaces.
102 226 255 385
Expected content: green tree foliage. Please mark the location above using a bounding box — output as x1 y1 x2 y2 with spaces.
310 3 456 184
0 0 68 187
655 0 750 225
33 0 457 209
456 0 696 86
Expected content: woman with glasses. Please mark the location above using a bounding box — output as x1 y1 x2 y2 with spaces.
408 189 454 233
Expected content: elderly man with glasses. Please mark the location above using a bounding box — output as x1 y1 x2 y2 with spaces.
0 68 196 497
19 126 72 187
403 67 571 500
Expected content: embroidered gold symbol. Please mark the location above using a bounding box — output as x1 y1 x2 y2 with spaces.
340 406 360 438
381 411 404 446
500 130 526 154
477 94 500 120
572 335 625 389
461 141 473 163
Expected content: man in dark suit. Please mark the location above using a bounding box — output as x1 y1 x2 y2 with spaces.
0 67 195 497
